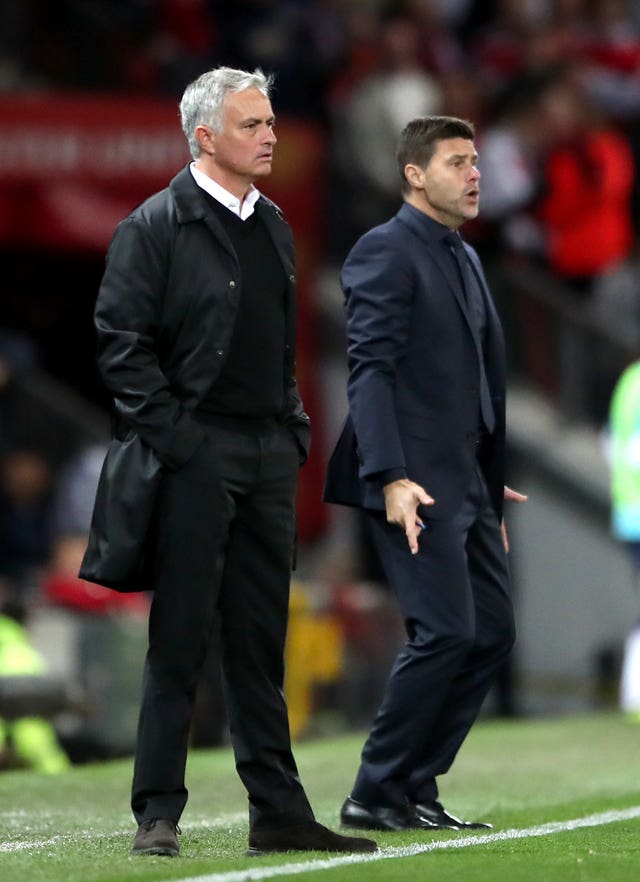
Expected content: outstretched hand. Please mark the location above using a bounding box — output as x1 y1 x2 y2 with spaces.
383 478 435 555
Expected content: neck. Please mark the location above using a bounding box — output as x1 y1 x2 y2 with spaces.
194 158 254 202
403 193 460 231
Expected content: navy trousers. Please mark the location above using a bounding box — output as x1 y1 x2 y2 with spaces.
352 462 515 807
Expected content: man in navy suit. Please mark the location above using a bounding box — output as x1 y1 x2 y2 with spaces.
325 115 526 832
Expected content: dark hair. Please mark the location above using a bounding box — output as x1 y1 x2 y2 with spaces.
396 116 475 193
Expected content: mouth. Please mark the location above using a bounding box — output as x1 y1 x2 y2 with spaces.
465 188 479 200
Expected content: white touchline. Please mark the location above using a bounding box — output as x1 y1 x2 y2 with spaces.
166 806 640 882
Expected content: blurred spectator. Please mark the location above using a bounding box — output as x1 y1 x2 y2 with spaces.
330 9 442 252
0 329 36 388
402 0 469 77
41 526 149 761
0 2 31 89
128 0 219 94
0 329 38 453
285 579 344 740
214 0 347 121
591 238 640 352
50 443 108 539
579 0 640 120
44 533 148 616
325 2 384 107
471 0 550 90
608 358 640 719
0 582 70 773
478 70 561 259
438 66 489 131
537 64 635 294
0 449 53 603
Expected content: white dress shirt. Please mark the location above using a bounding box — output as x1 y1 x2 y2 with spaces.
189 163 261 220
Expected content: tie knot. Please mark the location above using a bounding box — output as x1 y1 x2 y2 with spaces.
443 231 464 251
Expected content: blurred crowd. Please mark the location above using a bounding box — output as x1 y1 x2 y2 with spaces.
4 0 640 764
3 1 640 274
3 1 640 391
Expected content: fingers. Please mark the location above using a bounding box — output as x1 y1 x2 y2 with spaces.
501 520 510 553
416 487 435 506
405 519 422 555
383 480 434 554
504 485 527 503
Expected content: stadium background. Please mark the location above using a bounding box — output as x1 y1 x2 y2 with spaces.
1 0 640 763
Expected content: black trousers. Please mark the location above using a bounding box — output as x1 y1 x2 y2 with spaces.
351 462 515 807
131 418 313 830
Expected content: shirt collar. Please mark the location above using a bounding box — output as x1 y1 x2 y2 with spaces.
189 162 261 220
400 202 459 245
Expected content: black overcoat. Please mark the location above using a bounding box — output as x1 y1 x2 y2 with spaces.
80 165 310 590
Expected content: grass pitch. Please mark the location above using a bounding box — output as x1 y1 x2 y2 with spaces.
1 712 639 882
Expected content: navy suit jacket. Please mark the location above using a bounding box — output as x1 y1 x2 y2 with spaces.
324 201 507 521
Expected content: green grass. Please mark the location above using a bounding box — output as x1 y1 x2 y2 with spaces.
1 713 639 881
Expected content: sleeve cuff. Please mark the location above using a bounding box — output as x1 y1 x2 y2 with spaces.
367 467 408 486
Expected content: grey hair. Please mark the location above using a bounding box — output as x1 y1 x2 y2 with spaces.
179 66 274 159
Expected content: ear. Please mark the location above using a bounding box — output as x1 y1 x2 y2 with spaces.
194 125 215 156
404 163 424 190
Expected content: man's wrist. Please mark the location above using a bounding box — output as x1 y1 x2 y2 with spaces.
377 467 408 488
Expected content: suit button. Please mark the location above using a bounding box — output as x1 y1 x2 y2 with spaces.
229 280 236 289
216 349 225 357
289 274 295 283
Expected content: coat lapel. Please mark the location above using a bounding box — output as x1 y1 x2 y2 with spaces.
169 165 238 262
255 197 295 277
255 196 297 345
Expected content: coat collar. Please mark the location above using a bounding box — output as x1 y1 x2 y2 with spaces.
168 164 293 275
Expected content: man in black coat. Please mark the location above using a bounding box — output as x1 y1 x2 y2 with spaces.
80 66 376 858
324 116 526 832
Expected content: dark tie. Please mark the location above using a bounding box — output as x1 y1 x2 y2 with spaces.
443 231 496 434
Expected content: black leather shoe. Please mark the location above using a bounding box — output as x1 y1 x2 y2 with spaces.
247 820 377 856
415 801 492 831
131 818 180 856
340 796 445 831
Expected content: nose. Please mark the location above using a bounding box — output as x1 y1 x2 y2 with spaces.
469 164 480 182
264 124 277 145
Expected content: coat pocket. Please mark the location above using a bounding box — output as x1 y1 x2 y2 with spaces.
79 434 163 592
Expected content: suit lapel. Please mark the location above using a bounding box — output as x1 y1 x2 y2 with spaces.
428 244 472 321
396 203 479 347
429 241 486 367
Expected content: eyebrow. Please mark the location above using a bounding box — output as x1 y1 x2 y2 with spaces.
241 115 276 125
448 152 478 163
